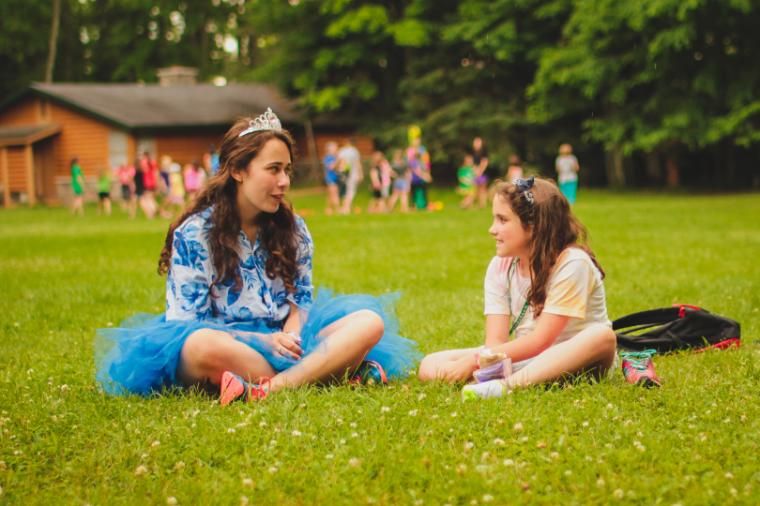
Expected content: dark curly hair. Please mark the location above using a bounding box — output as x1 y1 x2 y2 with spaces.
494 178 604 317
158 118 299 293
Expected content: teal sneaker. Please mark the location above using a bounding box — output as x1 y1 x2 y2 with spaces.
351 360 388 386
620 349 661 388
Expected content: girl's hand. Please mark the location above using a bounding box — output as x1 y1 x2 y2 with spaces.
270 332 303 360
440 354 478 383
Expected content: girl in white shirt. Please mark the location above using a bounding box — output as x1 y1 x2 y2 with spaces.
418 177 616 398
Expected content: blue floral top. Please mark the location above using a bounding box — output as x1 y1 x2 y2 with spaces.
166 207 314 328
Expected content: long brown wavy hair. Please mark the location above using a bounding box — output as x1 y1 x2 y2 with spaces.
494 177 604 317
158 118 300 293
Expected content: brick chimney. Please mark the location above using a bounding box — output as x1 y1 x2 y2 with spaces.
156 66 199 86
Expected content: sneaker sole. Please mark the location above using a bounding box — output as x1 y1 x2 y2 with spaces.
219 372 245 406
636 376 661 388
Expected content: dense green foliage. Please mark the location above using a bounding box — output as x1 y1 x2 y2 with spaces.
2 1 759 186
1 190 759 503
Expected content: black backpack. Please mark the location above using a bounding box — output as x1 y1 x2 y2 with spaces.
612 304 741 353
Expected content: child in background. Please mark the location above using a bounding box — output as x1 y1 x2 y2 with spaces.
408 138 431 210
556 144 580 204
380 153 393 205
168 163 186 208
70 157 85 216
322 141 340 215
159 158 185 218
368 152 384 213
96 167 112 216
506 155 523 183
387 149 410 213
418 177 616 399
457 154 476 209
116 162 136 218
183 161 204 202
368 151 393 213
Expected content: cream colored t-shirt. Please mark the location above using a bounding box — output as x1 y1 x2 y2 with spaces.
484 247 610 344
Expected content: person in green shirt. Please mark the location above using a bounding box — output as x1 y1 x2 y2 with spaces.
457 153 476 209
70 157 85 216
97 167 112 216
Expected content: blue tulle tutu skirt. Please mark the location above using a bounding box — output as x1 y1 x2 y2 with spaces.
96 290 420 396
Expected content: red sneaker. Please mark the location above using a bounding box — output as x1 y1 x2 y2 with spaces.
621 350 662 388
219 371 269 406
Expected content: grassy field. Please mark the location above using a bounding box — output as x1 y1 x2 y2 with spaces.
1 189 759 505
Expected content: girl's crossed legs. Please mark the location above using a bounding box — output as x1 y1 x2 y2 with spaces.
178 309 384 394
419 324 616 388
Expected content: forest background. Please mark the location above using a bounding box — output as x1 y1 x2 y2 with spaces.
2 0 759 188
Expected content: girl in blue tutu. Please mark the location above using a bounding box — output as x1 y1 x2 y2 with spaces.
97 108 419 403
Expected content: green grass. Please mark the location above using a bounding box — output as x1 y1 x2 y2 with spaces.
1 189 759 505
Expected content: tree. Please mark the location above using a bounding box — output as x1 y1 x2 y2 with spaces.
529 0 760 187
394 0 572 169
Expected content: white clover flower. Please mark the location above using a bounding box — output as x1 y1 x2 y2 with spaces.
348 457 361 467
173 461 185 471
613 489 624 499
408 410 418 417
151 440 161 447
513 422 523 432
381 406 391 413
291 430 302 437
492 438 505 446
166 497 178 505
268 466 278 473
134 465 149 476
242 477 253 487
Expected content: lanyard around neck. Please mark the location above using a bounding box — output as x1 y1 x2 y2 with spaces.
507 258 530 337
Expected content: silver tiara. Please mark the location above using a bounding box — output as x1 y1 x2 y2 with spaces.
238 108 282 137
